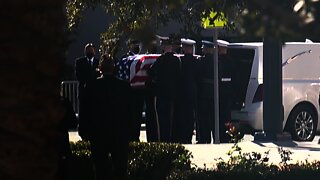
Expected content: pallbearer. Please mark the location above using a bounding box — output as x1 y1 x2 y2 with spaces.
148 37 181 143
197 40 215 143
173 38 198 144
217 40 233 143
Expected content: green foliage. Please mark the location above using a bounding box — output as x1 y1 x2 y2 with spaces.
66 0 242 56
66 0 100 32
66 0 320 55
128 141 193 180
278 147 293 166
168 142 320 180
239 0 320 41
70 140 193 180
70 140 320 180
215 142 275 178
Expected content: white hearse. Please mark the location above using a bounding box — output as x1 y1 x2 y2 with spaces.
228 41 320 141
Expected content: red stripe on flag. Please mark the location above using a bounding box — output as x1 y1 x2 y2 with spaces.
130 55 159 87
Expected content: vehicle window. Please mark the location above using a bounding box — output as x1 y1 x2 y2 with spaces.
227 48 255 109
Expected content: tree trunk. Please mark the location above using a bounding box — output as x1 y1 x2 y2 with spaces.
0 0 67 179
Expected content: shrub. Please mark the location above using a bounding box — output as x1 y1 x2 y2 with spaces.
69 140 320 180
69 141 193 180
167 142 320 180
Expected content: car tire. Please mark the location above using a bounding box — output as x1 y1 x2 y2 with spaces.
287 105 317 141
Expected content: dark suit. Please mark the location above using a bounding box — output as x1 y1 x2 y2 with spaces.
75 56 100 98
75 56 100 139
57 97 78 180
82 75 132 180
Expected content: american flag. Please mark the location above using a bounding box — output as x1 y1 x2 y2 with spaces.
115 54 160 87
117 54 199 88
115 55 138 81
129 54 160 87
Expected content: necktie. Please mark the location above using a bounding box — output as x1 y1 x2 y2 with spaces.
88 59 92 67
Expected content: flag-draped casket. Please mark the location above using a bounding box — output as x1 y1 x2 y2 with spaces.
116 54 160 87
116 54 199 88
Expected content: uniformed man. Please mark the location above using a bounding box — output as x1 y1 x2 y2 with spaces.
146 38 159 54
144 37 159 142
217 39 233 143
197 40 215 143
197 39 233 143
170 34 182 54
173 38 198 144
148 37 181 143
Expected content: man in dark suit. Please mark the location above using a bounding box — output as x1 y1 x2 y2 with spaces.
75 43 101 139
82 55 132 180
75 43 101 96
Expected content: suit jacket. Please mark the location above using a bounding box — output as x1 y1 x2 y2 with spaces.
75 56 100 97
79 75 133 140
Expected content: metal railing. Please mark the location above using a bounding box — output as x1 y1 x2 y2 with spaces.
61 81 79 115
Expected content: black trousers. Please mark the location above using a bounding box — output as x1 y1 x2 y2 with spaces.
155 97 175 143
90 137 129 180
130 88 145 141
197 97 231 143
145 86 158 142
197 98 214 143
173 99 195 144
130 87 158 142
218 94 232 143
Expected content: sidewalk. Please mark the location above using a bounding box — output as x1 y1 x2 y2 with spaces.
184 137 320 168
69 131 320 169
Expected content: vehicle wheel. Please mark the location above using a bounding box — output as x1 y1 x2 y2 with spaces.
287 105 317 141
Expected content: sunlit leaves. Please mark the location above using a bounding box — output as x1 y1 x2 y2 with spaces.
240 0 320 41
66 0 101 31
66 0 320 55
66 0 244 56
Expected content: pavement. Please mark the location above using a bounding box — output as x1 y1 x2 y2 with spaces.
69 130 320 169
184 138 320 169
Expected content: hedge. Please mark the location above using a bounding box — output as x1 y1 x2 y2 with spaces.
167 144 320 180
68 141 320 180
68 141 193 180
